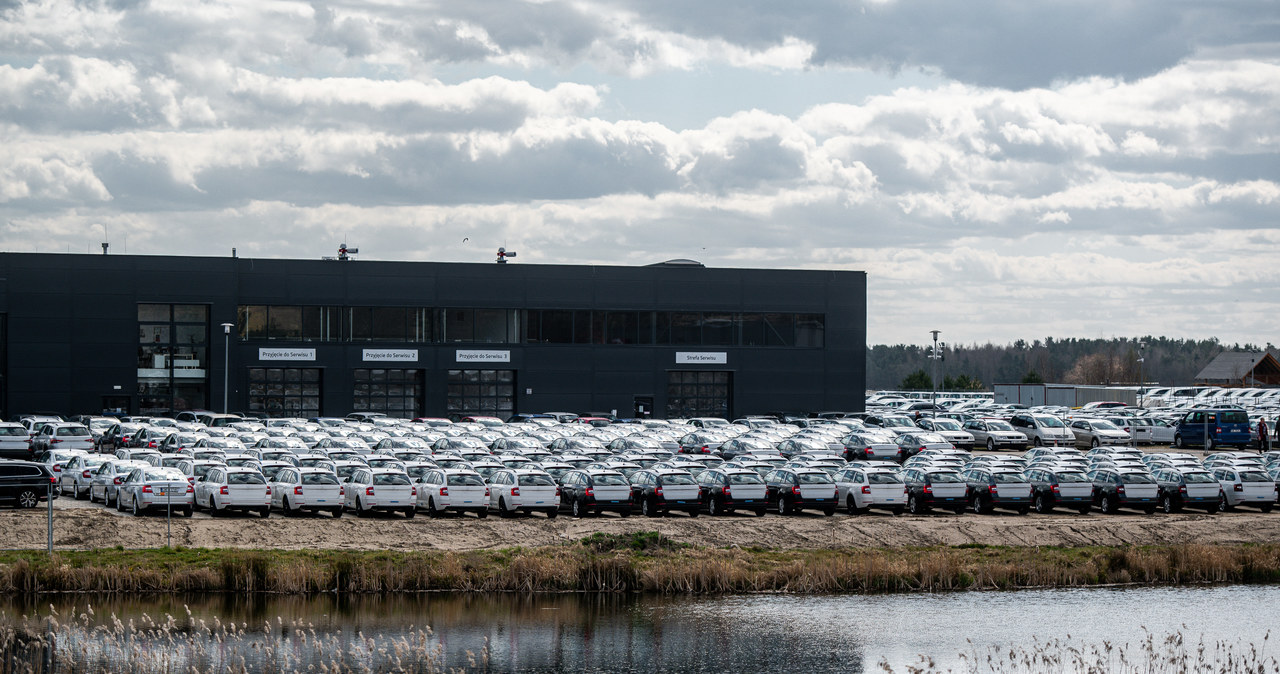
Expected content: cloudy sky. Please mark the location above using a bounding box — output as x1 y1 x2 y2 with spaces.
3 0 1278 347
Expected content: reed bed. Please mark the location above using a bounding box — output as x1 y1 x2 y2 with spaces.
1 538 1279 596
878 629 1279 673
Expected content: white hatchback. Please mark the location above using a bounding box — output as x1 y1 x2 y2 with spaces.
1213 467 1276 512
836 466 907 514
488 468 560 518
416 468 490 517
194 466 272 518
271 466 345 517
345 468 417 518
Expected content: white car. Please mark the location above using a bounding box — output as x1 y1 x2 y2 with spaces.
841 430 903 462
344 467 416 518
270 466 344 517
835 466 907 514
963 419 1030 451
416 468 490 517
1008 414 1075 448
194 466 272 518
29 422 96 453
1212 467 1275 512
116 466 193 517
914 418 976 449
0 422 33 460
487 468 560 518
1069 419 1131 448
61 454 110 499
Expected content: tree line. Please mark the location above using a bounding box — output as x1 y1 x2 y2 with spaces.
868 336 1275 391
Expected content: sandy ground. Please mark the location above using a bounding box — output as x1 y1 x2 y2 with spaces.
6 497 1280 552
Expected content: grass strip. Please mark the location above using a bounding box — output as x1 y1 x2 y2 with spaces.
1 533 1279 595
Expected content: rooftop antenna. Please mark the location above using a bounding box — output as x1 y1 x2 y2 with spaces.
101 242 109 255
496 247 516 264
337 242 358 261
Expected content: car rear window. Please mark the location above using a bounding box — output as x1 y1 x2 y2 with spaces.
0 427 27 436
928 472 962 483
1121 473 1156 484
1055 472 1089 483
374 473 411 486
1183 472 1216 483
1239 472 1271 483
518 474 556 487
1219 411 1249 424
992 473 1027 484
661 473 696 485
58 427 91 437
227 473 265 485
302 473 339 485
797 472 833 484
728 472 764 485
446 474 485 487
593 474 628 486
867 473 903 485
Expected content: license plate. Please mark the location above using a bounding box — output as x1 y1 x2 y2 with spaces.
316 499 327 503
609 500 619 503
533 500 545 505
155 490 167 496
462 500 472 504
389 500 400 504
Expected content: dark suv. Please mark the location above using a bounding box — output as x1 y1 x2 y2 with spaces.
962 467 1032 514
899 467 969 514
0 460 58 508
764 467 837 516
1024 466 1094 514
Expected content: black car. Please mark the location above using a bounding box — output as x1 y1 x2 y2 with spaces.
764 467 837 516
0 460 58 508
558 469 634 517
1089 468 1160 514
1152 467 1223 513
629 468 702 517
1024 466 1094 514
900 467 970 514
694 468 768 516
962 467 1032 514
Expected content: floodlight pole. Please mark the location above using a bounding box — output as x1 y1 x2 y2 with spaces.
221 323 235 413
1138 342 1146 409
930 330 941 419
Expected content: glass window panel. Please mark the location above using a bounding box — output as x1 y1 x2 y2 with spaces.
445 309 473 343
349 307 372 341
137 345 167 370
372 307 408 341
703 313 735 346
656 313 671 344
140 324 170 344
740 313 765 346
764 313 795 347
268 306 302 340
606 312 636 345
302 307 322 341
239 306 268 340
637 312 654 345
795 314 825 347
138 304 169 322
572 311 592 344
249 368 267 382
175 325 205 345
541 311 572 343
669 312 701 345
174 305 207 322
524 311 542 343
474 309 507 343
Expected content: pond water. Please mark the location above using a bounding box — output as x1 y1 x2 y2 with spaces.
4 584 1278 672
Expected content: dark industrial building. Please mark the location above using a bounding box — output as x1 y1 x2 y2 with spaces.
0 253 866 420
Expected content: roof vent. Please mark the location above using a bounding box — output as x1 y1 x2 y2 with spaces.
647 258 705 267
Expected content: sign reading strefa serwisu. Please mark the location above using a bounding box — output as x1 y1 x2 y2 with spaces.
676 352 727 364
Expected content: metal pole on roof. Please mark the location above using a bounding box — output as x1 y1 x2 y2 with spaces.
930 330 941 420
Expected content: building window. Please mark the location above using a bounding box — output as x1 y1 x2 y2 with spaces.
137 303 209 414
666 371 731 419
447 369 515 418
353 369 423 417
247 368 321 417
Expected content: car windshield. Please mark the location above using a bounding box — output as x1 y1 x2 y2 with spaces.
931 419 961 430
227 472 265 485
261 466 288 480
1121 473 1156 484
302 473 339 485
929 472 962 483
446 474 485 487
986 421 1014 431
882 418 913 428
1052 471 1088 482
1035 416 1065 428
867 473 902 485
374 473 411 486
797 472 833 484
518 474 556 487
661 474 696 485
592 474 628 486
1183 472 1216 483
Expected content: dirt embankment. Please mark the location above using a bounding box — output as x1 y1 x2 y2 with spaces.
9 503 1280 552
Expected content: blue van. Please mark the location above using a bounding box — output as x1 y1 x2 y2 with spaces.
1173 408 1252 450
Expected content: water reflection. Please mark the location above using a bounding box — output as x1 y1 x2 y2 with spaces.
4 585 1278 672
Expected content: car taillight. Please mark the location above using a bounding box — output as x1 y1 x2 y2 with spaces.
338 486 345 496
83 470 93 478
294 486 304 495
366 486 375 496
113 477 123 485
52 465 61 472
919 446 926 452
864 447 874 455
50 438 62 444
49 475 58 485
922 484 932 494
584 486 593 498
988 485 998 494
142 485 153 493
1234 483 1243 492
186 485 194 493
219 485 229 495
655 486 664 497
148 441 156 448
1051 484 1060 494
555 487 561 497
1179 485 1188 495
791 485 802 496
701 445 710 453
510 486 520 496
861 485 871 494
411 486 417 497
439 487 448 496
1117 485 1125 495
722 486 732 496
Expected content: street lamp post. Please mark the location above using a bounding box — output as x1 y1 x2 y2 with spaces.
929 330 942 419
220 323 234 413
1137 341 1146 409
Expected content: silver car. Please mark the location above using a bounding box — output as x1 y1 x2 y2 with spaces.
61 454 110 499
88 459 151 506
116 466 193 517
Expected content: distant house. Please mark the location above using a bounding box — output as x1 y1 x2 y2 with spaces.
1193 351 1280 387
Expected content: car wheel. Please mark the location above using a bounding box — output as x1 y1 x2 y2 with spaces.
74 484 86 500
1260 504 1273 514
477 509 488 519
332 508 343 518
1033 494 1051 514
132 497 141 516
1173 434 1183 449
427 498 441 517
971 494 986 515
210 496 222 517
1016 506 1030 515
546 509 558 520
892 506 905 515
641 498 656 517
778 496 791 516
707 498 719 516
822 507 835 517
260 508 270 519
907 494 923 515
1033 437 1042 447
281 496 293 516
115 492 125 512
1206 438 1216 452
1078 506 1091 515
402 507 415 519
572 498 584 518
183 507 193 518
1218 494 1230 512
1091 438 1100 448
689 509 700 518
16 489 39 509
619 508 632 518
499 497 514 518
88 487 97 504
356 497 368 517
1160 494 1175 514
1142 507 1156 515
754 508 767 517
1100 495 1113 514
986 439 995 452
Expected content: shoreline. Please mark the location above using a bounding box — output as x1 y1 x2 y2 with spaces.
3 533 1280 596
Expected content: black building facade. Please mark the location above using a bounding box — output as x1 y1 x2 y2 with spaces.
0 253 866 419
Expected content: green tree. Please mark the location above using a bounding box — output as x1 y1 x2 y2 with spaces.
900 369 933 390
1021 370 1045 384
951 374 984 391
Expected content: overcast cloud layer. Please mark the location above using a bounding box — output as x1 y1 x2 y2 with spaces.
3 0 1278 346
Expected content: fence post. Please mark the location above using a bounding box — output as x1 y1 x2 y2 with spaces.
47 480 53 556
